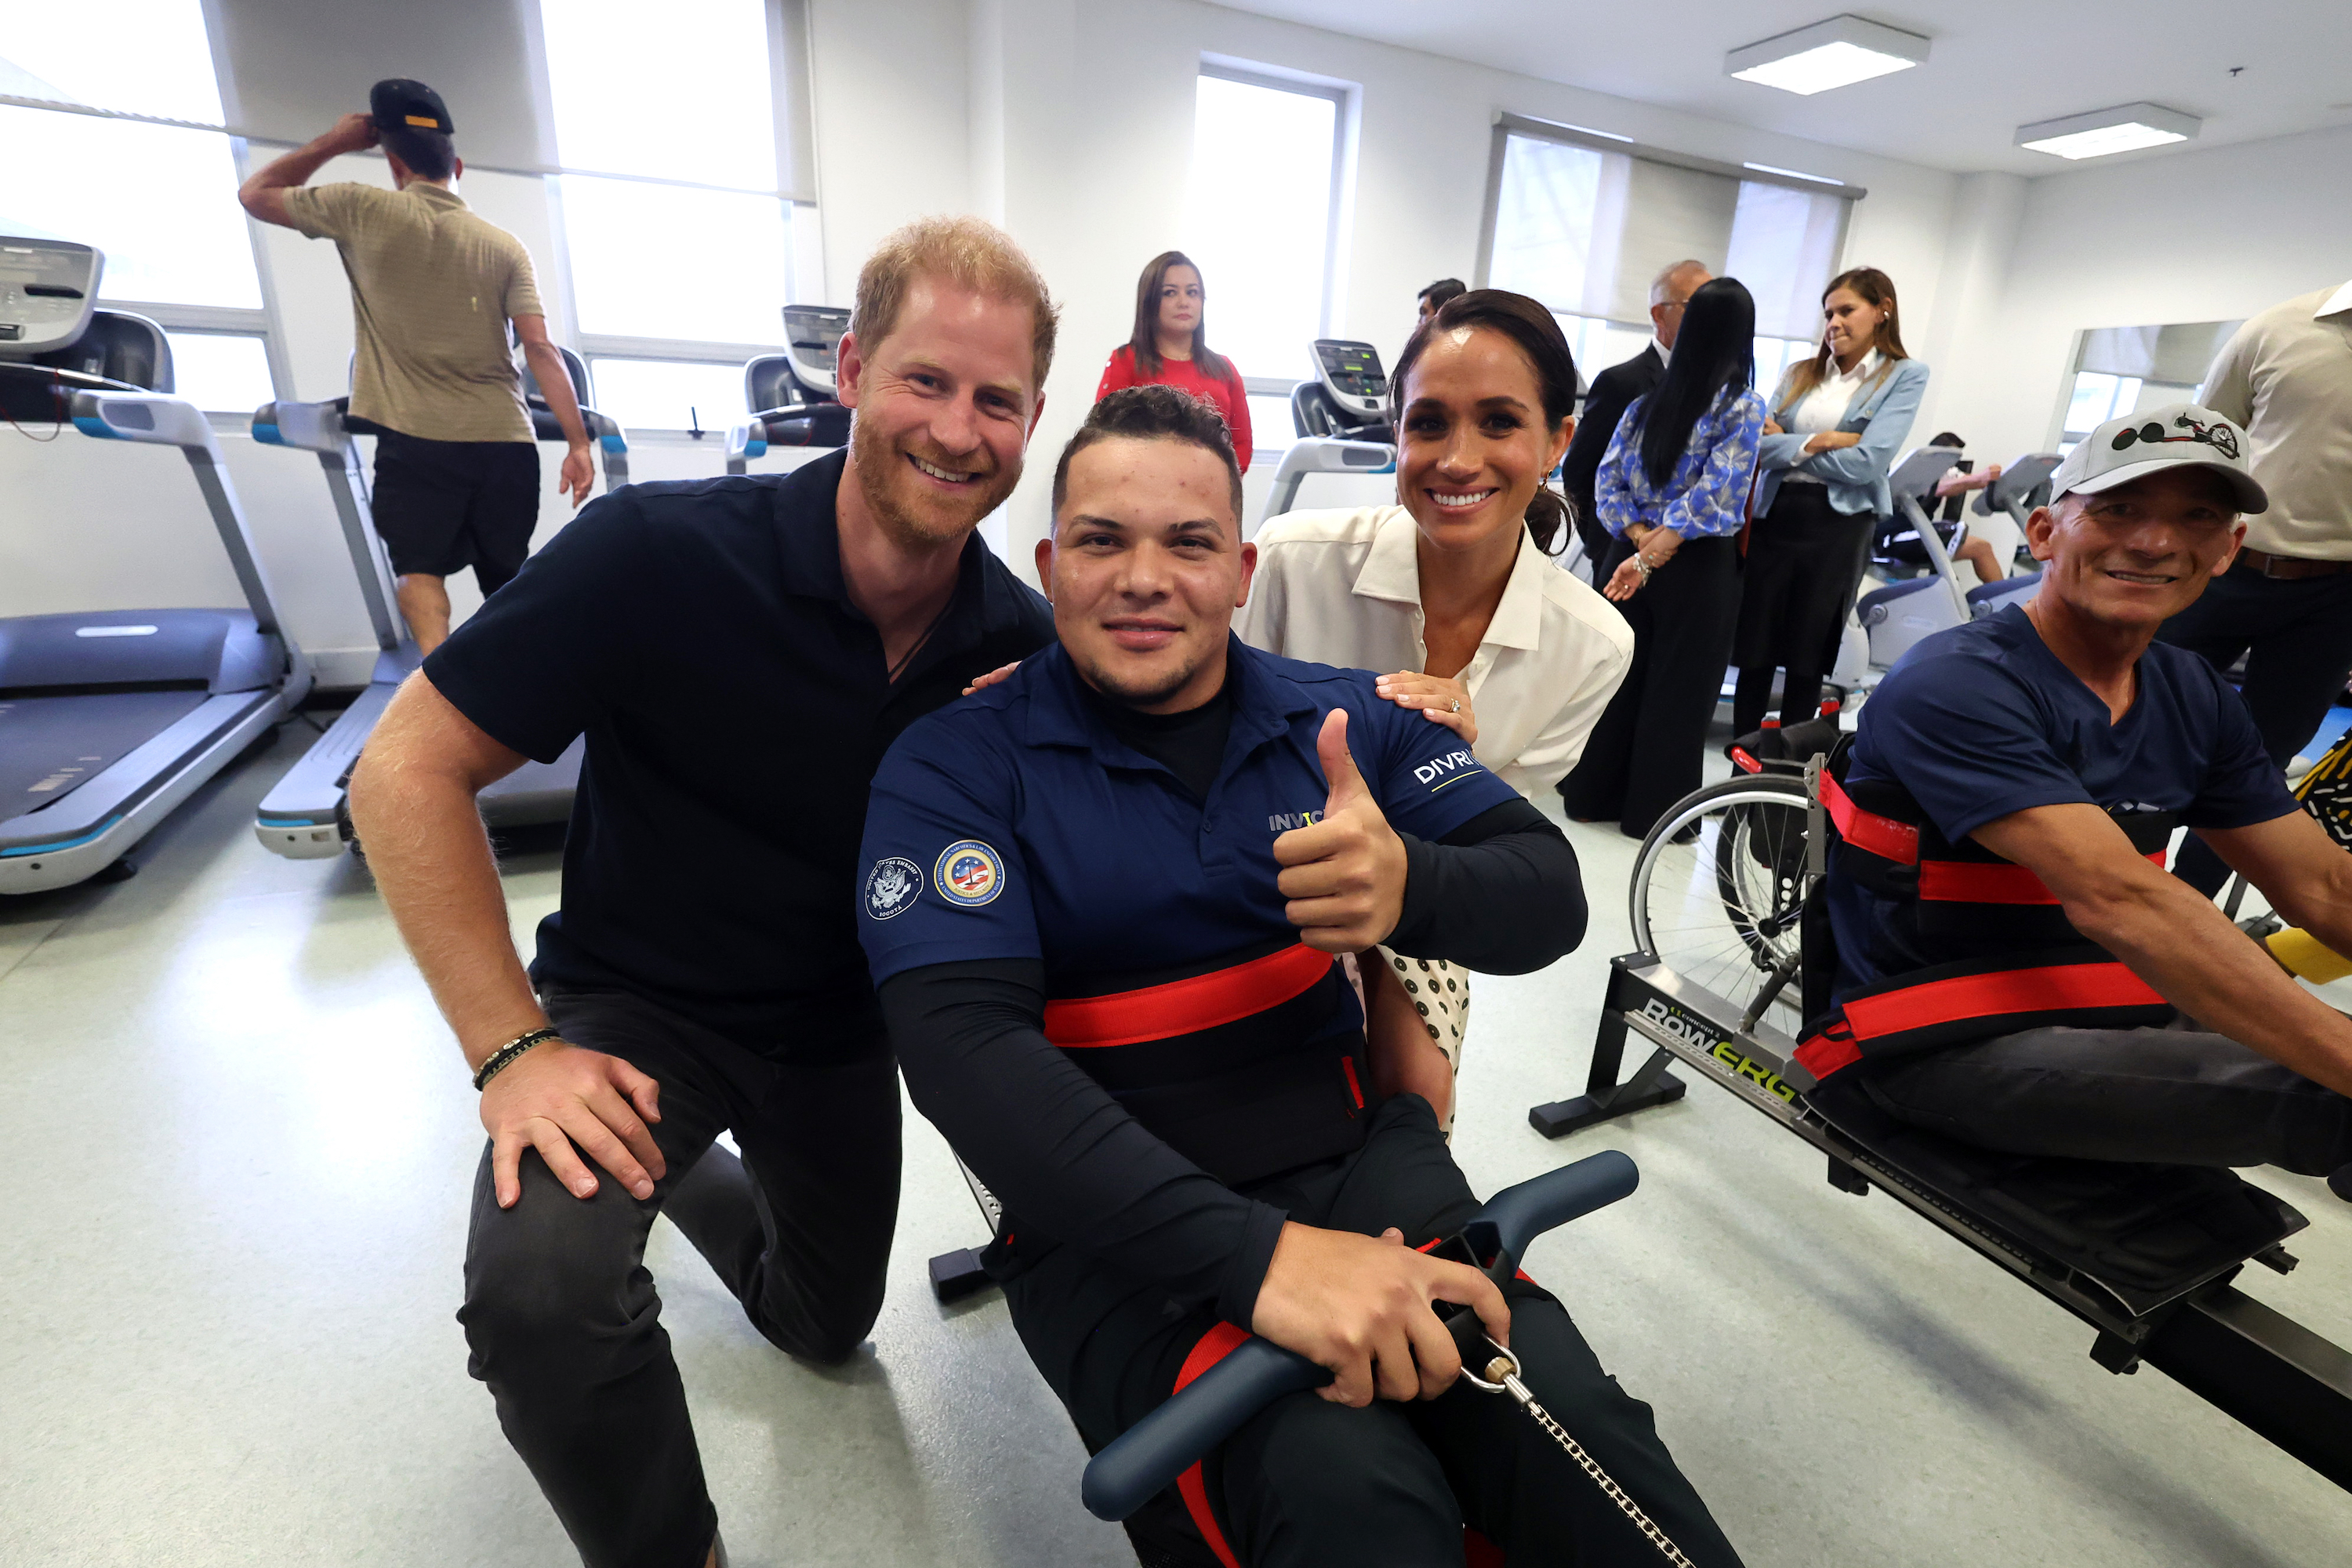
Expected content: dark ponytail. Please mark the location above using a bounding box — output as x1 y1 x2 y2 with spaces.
1390 289 1579 554
1633 276 1755 490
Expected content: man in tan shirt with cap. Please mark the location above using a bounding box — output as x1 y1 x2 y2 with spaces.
2157 280 2352 892
240 80 594 652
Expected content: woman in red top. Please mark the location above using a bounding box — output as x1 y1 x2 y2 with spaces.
1092 250 1253 470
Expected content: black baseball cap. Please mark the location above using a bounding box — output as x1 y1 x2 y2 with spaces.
370 79 454 136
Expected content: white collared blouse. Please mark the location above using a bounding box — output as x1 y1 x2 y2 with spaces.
1236 506 1635 801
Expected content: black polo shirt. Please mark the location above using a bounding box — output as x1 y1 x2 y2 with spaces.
422 449 1054 1058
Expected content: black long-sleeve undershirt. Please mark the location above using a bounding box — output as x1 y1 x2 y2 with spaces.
879 799 1586 1327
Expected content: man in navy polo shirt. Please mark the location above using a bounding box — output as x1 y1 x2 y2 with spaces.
347 217 1058 1568
858 387 1744 1566
1800 404 2352 1196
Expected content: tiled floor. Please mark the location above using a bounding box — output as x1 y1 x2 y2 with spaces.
3 721 2347 1566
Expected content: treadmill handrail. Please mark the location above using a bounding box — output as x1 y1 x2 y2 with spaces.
67 388 310 699
253 398 406 653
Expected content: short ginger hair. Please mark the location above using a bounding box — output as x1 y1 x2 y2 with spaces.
848 215 1061 392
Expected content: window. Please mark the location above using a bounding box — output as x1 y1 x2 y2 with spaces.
2063 372 2143 439
539 0 796 424
1184 70 1345 383
586 358 749 434
561 180 791 345
164 332 276 413
1480 118 1854 350
2 0 226 123
0 2 260 313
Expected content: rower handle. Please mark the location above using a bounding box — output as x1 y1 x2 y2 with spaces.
1079 1150 1639 1522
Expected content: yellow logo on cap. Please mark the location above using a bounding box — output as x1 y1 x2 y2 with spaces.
405 114 437 127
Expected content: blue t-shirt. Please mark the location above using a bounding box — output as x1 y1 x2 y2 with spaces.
1828 606 2297 998
857 637 1519 993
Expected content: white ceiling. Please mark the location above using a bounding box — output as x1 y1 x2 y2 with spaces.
1207 0 2352 175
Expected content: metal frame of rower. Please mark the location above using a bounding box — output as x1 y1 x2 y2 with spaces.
1531 767 2352 1493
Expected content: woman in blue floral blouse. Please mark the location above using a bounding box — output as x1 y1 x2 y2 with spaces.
1560 276 1766 837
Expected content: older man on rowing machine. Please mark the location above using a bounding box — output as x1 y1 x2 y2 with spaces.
1797 404 2352 1202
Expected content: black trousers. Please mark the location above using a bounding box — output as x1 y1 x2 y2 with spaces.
2156 567 2352 893
372 429 541 595
1731 485 1872 736
996 1096 1744 1568
1560 535 1742 837
458 986 903 1568
1856 1012 2352 1178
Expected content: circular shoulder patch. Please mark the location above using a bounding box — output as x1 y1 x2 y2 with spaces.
934 840 1006 908
864 856 924 920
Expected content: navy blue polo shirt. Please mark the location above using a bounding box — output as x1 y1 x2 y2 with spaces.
423 449 1054 1055
857 637 1519 993
1828 606 2298 999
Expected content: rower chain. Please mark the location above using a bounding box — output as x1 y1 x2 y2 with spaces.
1494 1366 1700 1568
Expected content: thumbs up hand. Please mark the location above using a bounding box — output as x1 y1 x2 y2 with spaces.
1274 708 1407 953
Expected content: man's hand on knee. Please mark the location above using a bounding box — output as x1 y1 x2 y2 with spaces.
1250 1221 1511 1408
482 1042 666 1208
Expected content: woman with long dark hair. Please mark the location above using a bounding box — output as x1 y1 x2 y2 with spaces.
1238 289 1634 1125
1091 250 1252 470
1732 266 1928 734
1559 277 1766 835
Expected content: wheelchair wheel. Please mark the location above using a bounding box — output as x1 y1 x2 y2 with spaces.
1629 775 1812 1029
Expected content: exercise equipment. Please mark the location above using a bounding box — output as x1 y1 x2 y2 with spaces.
1260 338 1397 531
1964 452 2062 619
725 304 851 474
1530 746 2352 1493
2 236 312 893
249 349 629 857
1081 1151 1640 1524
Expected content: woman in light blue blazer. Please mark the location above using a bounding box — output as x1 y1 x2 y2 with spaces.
1732 267 1927 735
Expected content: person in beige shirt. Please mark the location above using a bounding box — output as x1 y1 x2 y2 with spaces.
239 80 593 652
2158 281 2352 893
1239 289 1632 1127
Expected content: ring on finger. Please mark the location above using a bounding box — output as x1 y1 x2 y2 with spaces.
1450 699 1461 713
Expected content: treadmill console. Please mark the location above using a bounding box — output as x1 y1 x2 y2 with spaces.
0 237 102 358
1312 339 1388 421
782 304 851 397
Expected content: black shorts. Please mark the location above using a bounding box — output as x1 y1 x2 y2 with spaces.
370 430 540 597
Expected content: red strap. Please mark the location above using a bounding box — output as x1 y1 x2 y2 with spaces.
1794 1026 1863 1080
1919 850 2165 904
1841 960 2165 1043
1044 944 1334 1049
1341 1054 1365 1109
1820 771 1919 866
1171 1323 1252 1568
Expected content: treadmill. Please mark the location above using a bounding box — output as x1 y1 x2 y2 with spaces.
249 350 630 858
0 236 312 894
1262 338 1396 526
724 304 851 474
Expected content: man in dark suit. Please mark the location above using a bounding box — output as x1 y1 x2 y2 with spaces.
1561 259 1712 567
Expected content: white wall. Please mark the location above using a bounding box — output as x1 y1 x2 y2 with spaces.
1933 122 2352 465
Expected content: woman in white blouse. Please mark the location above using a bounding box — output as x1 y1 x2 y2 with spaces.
1237 289 1633 1126
1732 266 1928 735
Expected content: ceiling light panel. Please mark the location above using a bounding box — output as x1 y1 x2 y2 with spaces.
1726 16 1929 96
2015 102 2202 160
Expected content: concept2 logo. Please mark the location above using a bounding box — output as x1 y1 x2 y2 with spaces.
1414 750 1482 791
1638 998 1798 1104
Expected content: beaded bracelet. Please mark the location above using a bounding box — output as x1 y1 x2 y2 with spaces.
473 1026 562 1091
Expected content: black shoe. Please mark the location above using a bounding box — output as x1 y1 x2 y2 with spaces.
2330 1164 2351 1204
